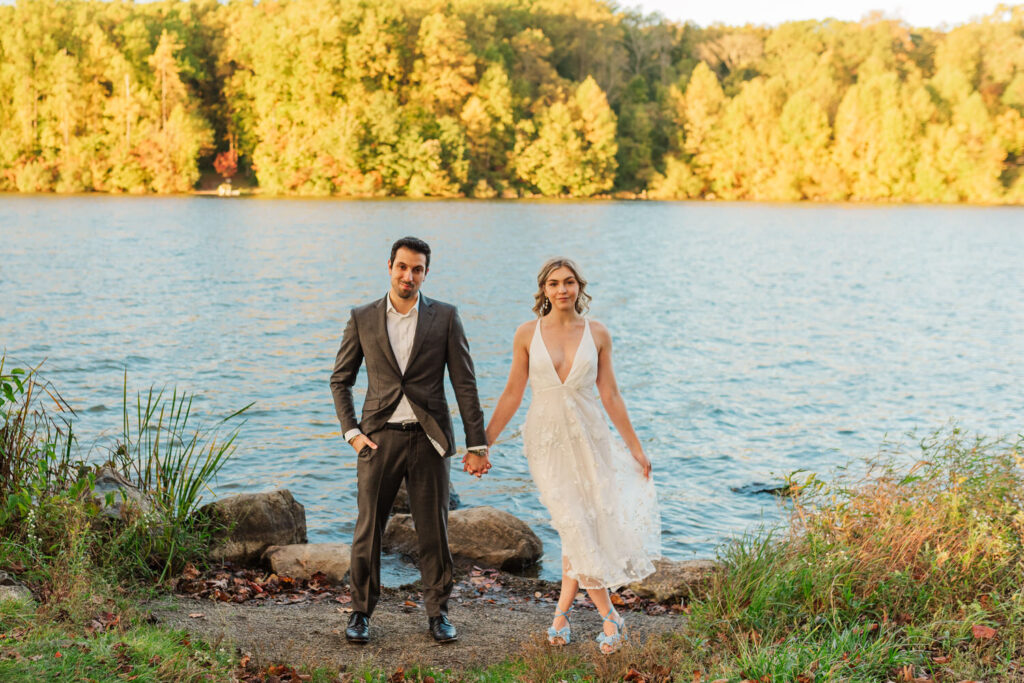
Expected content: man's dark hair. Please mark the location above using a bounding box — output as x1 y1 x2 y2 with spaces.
390 236 431 269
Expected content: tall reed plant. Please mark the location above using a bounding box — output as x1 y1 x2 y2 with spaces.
110 375 252 526
1 358 251 585
103 375 252 579
0 356 79 531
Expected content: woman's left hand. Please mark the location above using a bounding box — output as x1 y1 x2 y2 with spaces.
632 450 652 479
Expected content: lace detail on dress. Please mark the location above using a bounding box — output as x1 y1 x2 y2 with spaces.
522 318 661 590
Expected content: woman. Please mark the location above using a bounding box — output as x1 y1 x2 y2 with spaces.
484 257 661 654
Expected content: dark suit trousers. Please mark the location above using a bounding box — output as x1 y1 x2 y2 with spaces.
349 427 453 618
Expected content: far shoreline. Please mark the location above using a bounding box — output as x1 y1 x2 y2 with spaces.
1 190 1022 209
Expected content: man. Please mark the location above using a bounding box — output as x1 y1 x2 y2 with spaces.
330 236 491 645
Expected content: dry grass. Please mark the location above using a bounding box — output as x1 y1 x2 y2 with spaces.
792 429 1024 616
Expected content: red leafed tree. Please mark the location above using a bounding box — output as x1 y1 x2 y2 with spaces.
214 149 238 180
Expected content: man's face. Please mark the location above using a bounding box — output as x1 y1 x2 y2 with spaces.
388 247 428 300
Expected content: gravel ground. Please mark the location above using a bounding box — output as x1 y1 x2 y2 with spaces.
148 576 685 675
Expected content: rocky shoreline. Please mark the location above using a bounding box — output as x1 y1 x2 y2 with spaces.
93 479 718 673
196 488 718 605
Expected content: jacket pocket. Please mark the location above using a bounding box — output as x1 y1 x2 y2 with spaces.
363 398 380 410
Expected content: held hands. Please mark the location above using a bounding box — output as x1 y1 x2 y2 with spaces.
462 449 492 478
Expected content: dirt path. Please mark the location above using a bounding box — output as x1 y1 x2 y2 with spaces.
148 575 685 675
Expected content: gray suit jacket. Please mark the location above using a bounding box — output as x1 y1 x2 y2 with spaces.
330 295 486 457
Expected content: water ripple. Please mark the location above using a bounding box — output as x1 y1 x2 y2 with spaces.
2 197 1023 582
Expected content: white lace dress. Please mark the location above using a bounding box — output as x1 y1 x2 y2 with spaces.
522 318 661 590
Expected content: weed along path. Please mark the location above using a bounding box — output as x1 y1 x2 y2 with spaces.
148 567 684 675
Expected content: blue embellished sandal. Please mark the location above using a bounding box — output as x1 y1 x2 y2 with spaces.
547 607 573 646
596 608 627 654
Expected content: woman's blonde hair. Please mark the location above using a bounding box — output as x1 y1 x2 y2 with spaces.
533 257 592 316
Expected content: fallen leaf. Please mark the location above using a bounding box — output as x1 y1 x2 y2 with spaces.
403 600 418 608
188 613 205 619
692 671 703 683
54 651 62 658
610 593 625 606
971 624 997 640
931 655 951 664
388 667 405 682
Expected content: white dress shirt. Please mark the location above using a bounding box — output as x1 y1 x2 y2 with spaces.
345 292 486 455
383 291 420 423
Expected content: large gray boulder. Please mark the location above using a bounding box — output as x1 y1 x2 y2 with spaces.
199 490 307 565
86 467 152 521
0 571 32 603
390 480 461 515
262 543 351 584
384 505 542 572
629 559 720 602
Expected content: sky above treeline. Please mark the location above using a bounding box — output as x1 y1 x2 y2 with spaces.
631 0 1006 28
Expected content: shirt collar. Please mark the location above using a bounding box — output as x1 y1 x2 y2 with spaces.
386 291 420 316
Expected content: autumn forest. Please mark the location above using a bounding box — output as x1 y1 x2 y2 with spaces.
2 0 1023 202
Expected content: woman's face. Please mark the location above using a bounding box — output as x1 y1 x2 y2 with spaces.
544 266 580 313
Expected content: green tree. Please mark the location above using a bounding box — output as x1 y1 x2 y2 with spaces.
410 12 477 117
832 58 931 200
461 63 516 195
346 2 407 91
514 76 617 196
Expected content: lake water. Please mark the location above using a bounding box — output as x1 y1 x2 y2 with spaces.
2 196 1023 583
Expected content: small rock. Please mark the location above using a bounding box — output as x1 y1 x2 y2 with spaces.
384 505 542 572
730 481 796 497
85 467 153 521
198 490 307 565
629 559 720 602
262 543 352 584
0 572 32 603
390 480 461 515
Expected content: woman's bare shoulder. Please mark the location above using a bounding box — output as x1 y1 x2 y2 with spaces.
514 319 538 344
588 318 611 339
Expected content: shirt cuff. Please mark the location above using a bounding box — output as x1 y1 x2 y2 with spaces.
344 428 363 443
467 445 488 453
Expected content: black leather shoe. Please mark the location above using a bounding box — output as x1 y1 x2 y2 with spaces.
345 611 370 644
429 614 458 643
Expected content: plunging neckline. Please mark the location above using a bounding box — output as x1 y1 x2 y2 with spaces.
537 318 588 385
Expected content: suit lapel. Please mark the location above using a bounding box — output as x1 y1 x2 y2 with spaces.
407 295 437 368
376 297 403 377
